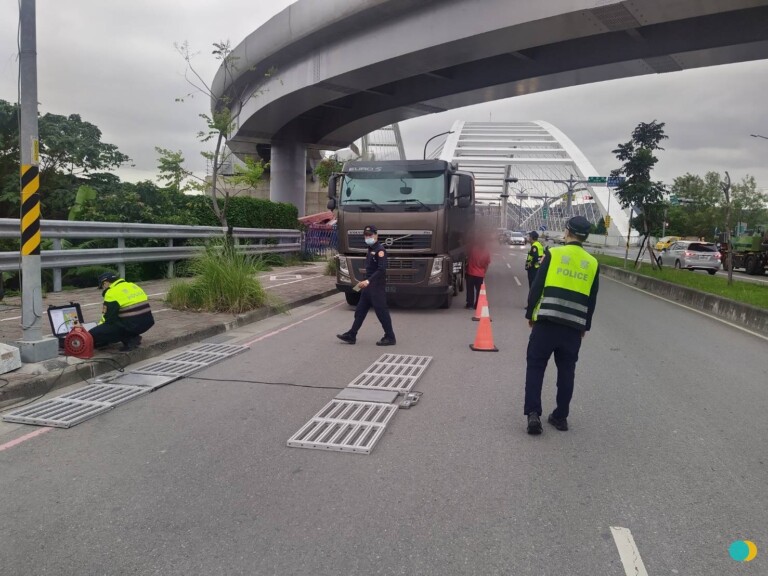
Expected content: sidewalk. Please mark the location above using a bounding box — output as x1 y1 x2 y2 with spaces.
0 263 338 408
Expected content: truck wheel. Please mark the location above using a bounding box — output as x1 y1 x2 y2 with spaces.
345 292 360 306
707 269 717 275
745 255 759 275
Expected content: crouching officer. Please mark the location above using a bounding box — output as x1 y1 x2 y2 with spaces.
89 272 154 351
523 216 599 435
525 230 544 288
337 225 396 346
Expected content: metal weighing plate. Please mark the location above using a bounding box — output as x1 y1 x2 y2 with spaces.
2 385 148 428
185 343 248 357
131 359 208 377
107 372 179 390
287 400 399 454
348 354 432 393
334 388 399 403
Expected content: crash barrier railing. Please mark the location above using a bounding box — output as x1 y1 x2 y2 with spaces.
302 226 338 257
0 219 301 292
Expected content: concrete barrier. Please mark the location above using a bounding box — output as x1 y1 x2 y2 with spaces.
601 265 768 337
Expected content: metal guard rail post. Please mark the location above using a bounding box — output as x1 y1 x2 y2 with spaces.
0 218 301 292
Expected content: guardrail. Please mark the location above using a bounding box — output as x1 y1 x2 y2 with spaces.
0 219 301 292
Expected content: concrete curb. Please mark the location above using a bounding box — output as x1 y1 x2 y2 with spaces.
601 265 768 337
0 287 340 409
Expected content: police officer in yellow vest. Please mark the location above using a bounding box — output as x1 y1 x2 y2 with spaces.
525 230 544 288
524 216 599 435
89 272 154 351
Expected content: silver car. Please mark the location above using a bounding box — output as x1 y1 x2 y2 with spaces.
657 241 721 275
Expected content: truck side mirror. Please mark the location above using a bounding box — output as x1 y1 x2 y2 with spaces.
457 174 473 199
457 197 471 208
327 198 337 210
327 174 339 199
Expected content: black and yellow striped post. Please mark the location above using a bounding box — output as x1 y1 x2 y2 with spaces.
20 164 41 256
16 0 58 361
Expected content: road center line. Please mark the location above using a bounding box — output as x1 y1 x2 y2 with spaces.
243 301 344 346
610 527 649 576
0 426 53 453
506 263 511 269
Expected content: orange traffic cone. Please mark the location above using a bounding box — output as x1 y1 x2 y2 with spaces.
472 283 490 321
470 304 498 352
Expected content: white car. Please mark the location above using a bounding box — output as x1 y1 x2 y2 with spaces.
657 241 721 275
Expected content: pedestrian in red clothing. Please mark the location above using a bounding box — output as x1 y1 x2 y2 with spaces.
465 234 491 309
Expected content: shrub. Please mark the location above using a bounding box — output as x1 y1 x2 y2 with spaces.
165 243 267 313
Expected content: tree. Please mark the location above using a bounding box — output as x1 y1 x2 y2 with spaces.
314 157 343 188
731 175 767 231
155 147 189 194
610 120 668 266
176 41 273 232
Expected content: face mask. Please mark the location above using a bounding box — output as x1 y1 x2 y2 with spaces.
364 237 376 246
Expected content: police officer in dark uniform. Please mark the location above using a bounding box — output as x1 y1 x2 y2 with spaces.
337 225 396 346
523 216 599 435
89 272 155 351
525 230 544 288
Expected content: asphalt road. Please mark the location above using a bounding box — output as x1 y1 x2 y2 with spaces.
1 245 766 575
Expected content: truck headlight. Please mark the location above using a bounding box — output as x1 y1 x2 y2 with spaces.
430 257 444 278
338 256 349 275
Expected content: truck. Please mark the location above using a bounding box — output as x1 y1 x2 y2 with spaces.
719 226 768 275
326 159 475 308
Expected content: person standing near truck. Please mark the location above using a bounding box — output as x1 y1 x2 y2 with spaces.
465 233 491 309
336 225 396 346
525 230 544 287
523 216 599 435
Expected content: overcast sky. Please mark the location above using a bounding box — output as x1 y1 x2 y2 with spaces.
2 0 767 194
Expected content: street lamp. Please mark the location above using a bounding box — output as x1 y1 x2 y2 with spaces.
423 130 454 159
750 134 768 140
500 171 518 230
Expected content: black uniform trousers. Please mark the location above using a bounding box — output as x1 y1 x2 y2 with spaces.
526 267 539 288
350 284 394 339
90 315 154 348
523 320 582 418
465 274 484 308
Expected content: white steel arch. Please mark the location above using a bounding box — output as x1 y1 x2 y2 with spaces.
438 120 631 239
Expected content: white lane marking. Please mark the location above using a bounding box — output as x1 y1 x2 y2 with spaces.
265 276 323 289
506 263 511 269
243 301 344 346
610 527 649 576
604 275 768 342
513 276 521 287
269 274 302 281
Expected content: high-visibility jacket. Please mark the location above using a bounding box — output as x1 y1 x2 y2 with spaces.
100 279 152 325
526 240 544 270
530 243 599 330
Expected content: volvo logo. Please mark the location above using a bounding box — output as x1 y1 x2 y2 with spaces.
384 237 394 246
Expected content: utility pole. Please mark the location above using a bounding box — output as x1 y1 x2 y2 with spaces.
17 0 58 362
501 166 517 231
721 171 733 286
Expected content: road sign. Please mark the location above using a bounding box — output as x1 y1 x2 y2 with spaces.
539 225 547 231
587 176 607 183
606 176 625 187
604 215 611 228
542 205 548 219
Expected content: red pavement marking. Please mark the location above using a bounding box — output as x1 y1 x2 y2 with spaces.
0 426 53 453
244 302 344 346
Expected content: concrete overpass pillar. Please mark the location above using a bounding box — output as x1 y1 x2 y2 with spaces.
270 141 306 217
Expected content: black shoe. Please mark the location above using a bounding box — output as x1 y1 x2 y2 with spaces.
548 412 568 431
527 413 542 435
376 336 396 346
465 303 473 309
336 332 356 344
118 335 142 352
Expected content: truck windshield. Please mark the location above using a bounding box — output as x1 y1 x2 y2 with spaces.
340 171 445 207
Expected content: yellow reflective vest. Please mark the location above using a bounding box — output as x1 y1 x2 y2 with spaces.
531 244 599 329
100 279 151 324
526 240 544 270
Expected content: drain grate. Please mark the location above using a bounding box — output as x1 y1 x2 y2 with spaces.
348 354 432 393
287 400 398 454
3 385 149 428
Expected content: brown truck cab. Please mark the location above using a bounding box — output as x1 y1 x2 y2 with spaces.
327 160 475 308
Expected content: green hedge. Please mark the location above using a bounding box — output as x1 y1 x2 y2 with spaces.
183 196 299 229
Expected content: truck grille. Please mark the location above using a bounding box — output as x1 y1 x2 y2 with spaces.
354 259 428 284
348 232 432 250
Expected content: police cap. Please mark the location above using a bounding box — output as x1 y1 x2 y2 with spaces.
97 271 118 288
528 230 539 240
363 225 378 235
566 216 592 238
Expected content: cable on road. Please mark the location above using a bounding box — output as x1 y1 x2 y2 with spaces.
188 375 345 391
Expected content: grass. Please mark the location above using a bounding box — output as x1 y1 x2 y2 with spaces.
166 245 267 313
595 254 768 310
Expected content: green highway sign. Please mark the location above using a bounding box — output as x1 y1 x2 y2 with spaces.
542 205 549 219
587 176 607 183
